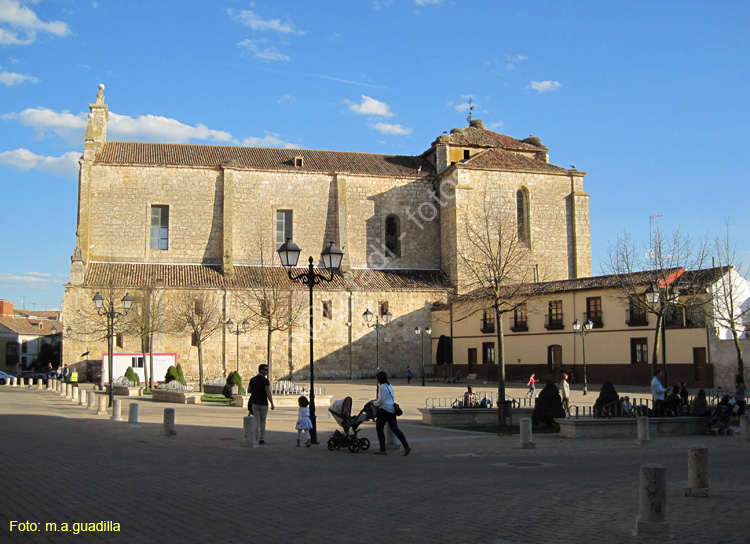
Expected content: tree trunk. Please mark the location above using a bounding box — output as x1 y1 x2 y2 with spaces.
495 306 508 430
148 332 155 390
731 325 745 381
651 313 662 373
266 327 274 378
197 343 204 393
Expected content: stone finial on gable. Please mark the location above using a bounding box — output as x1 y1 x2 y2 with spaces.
70 231 85 285
82 83 109 162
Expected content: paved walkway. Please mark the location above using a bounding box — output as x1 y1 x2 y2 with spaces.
1 380 748 544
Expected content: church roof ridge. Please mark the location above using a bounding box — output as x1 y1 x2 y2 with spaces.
95 141 435 178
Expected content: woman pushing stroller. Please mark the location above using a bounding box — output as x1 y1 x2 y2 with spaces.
371 371 411 456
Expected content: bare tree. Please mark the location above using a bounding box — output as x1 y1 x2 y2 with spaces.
604 226 708 380
456 192 546 427
238 233 306 378
124 286 168 389
711 226 750 381
170 290 223 392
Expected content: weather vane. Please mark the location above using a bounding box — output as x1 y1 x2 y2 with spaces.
466 96 474 124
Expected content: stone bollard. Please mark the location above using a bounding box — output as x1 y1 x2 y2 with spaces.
10 377 17 387
685 445 710 497
128 403 140 428
79 388 87 407
59 382 67 397
242 415 258 448
385 425 401 451
635 464 670 536
97 394 108 416
36 378 43 390
88 391 98 411
519 417 535 449
55 379 61 392
163 408 177 437
71 386 79 402
65 383 73 399
635 416 651 445
47 379 53 391
741 415 750 443
111 399 123 421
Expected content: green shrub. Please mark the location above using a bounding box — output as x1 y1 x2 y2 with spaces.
222 371 246 398
164 363 187 385
124 366 140 386
532 380 565 427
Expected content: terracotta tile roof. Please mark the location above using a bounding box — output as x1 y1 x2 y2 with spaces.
462 148 576 175
84 262 451 292
430 123 546 151
13 309 61 320
95 142 435 178
0 318 62 336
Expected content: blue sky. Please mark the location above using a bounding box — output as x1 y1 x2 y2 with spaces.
1 0 748 312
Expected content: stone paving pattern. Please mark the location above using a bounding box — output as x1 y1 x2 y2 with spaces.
1 380 748 544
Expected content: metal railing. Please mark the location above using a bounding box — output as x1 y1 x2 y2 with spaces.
271 380 325 397
424 392 536 409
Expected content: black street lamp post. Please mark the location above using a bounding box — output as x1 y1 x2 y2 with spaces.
572 318 593 395
277 238 344 445
362 308 392 377
414 325 432 386
93 292 133 407
226 318 250 374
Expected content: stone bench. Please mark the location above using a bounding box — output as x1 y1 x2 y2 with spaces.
418 407 534 427
232 394 333 409
556 416 706 439
151 390 202 404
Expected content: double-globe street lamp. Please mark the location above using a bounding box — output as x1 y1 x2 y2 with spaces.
226 318 250 374
93 292 133 407
277 238 344 445
572 318 594 395
362 307 392 378
414 325 432 386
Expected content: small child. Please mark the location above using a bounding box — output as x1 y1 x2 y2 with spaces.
296 396 313 447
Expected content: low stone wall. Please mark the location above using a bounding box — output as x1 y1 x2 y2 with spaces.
418 407 533 427
111 385 143 397
556 417 705 439
151 390 202 404
233 395 333 409
203 384 225 395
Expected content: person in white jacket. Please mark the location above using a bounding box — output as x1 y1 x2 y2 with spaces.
372 371 411 456
651 369 668 415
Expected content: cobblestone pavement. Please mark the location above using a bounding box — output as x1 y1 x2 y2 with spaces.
1 380 748 544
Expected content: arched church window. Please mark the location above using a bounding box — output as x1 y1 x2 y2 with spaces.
385 215 401 258
516 188 530 245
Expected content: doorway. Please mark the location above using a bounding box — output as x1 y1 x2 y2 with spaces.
468 348 477 373
693 347 707 381
547 344 562 377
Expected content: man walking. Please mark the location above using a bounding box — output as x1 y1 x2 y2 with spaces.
651 369 667 416
248 365 275 445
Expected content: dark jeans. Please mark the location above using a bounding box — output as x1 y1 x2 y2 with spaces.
376 408 409 452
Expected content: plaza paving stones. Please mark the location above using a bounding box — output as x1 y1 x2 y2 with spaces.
1 380 748 544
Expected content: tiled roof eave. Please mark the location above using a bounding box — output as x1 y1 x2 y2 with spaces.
458 164 584 177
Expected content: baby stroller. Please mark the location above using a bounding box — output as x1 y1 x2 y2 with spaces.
704 394 738 436
327 397 376 453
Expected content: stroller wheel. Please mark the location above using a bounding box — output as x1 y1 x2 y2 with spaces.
359 437 371 451
718 428 726 435
727 429 735 436
327 440 335 451
348 441 360 453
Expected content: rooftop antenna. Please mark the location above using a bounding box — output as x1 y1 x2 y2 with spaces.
647 214 663 259
466 96 474 124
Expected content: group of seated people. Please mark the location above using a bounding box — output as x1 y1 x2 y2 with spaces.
453 386 493 408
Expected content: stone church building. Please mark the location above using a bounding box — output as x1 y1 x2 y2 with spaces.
62 85 590 383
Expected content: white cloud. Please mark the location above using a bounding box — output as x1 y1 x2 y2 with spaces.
530 80 561 93
0 148 80 177
505 54 528 62
227 8 302 34
0 67 38 85
2 107 86 143
241 132 300 149
0 271 62 289
414 0 442 5
2 107 236 145
277 94 296 104
371 123 412 136
108 113 235 144
27 271 51 277
489 122 504 130
348 95 394 117
453 97 478 113
0 0 71 45
237 39 291 62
